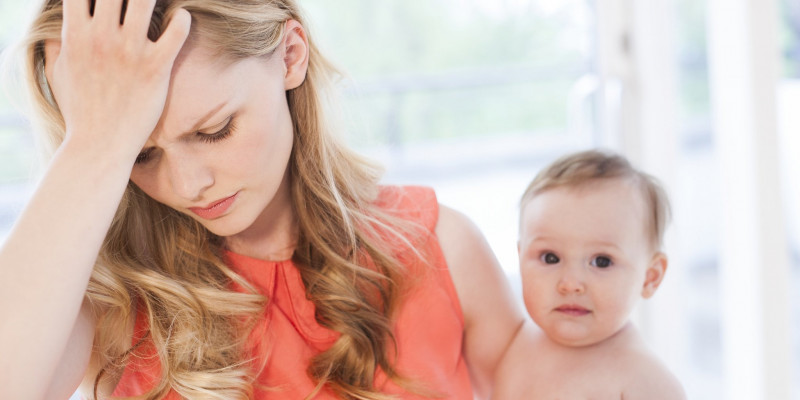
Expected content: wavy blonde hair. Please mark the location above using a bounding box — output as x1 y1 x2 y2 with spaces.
21 1 421 398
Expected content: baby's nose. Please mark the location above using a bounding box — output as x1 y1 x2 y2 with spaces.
557 272 586 294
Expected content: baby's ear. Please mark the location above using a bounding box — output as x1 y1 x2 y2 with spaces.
641 252 668 299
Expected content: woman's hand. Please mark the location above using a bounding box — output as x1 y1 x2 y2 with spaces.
0 3 190 398
44 0 191 159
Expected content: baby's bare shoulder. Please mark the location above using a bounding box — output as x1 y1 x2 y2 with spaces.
617 348 687 400
493 320 541 398
494 323 624 399
494 326 686 399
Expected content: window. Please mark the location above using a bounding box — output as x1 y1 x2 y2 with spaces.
0 2 36 244
303 0 597 275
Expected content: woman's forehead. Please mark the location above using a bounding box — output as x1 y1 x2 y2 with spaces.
172 34 231 74
161 48 279 131
158 52 241 135
170 34 278 89
168 53 235 110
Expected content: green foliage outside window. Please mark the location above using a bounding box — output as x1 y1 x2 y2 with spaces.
782 0 800 77
0 0 798 182
301 0 593 148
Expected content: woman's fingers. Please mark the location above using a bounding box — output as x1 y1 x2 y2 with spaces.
122 0 158 37
61 0 90 30
46 0 192 155
92 0 125 29
155 8 192 64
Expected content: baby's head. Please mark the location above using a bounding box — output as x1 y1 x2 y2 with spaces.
517 150 671 347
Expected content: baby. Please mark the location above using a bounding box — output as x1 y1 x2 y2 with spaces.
494 150 686 399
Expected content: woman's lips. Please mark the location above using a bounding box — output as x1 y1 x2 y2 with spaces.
554 305 591 316
189 192 239 220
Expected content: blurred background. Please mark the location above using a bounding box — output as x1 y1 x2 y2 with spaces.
1 0 798 399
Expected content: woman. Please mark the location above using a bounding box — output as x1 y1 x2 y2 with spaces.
0 0 525 398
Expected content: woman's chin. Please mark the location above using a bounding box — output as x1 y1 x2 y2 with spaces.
190 214 249 238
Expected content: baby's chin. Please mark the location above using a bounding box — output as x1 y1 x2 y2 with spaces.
541 323 620 348
546 332 607 347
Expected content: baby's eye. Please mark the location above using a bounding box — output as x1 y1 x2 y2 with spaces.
540 252 560 264
591 256 613 268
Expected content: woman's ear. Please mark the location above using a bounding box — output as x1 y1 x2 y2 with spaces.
43 39 62 89
281 19 309 90
642 252 668 299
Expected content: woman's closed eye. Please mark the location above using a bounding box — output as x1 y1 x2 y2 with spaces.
197 115 236 144
134 116 237 165
135 148 154 165
590 255 613 268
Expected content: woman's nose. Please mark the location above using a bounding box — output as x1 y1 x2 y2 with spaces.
164 153 214 201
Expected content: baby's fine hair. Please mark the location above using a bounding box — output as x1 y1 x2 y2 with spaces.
520 149 671 249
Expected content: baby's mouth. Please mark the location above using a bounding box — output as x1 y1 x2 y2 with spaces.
554 305 591 316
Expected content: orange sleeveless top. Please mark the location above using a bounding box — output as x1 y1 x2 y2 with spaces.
111 186 472 399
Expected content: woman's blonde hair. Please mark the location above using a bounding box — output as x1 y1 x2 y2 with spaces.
22 1 419 398
520 150 671 250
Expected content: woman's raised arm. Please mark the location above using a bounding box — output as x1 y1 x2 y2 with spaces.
435 204 527 399
0 0 190 397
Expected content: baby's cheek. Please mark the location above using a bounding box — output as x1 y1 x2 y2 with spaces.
520 277 549 322
602 292 637 326
518 270 540 300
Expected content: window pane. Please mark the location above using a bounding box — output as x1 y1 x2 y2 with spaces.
304 0 595 153
0 1 37 243
782 0 800 78
303 0 597 278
